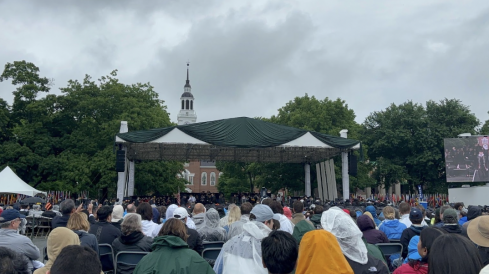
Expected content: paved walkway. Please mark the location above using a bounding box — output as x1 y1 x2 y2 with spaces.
32 237 48 262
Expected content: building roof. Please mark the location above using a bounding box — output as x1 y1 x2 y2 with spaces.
115 117 361 163
181 91 194 98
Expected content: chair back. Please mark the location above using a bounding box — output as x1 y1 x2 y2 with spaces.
389 239 401 243
202 247 222 261
203 241 225 249
114 251 149 274
98 244 115 271
375 243 403 256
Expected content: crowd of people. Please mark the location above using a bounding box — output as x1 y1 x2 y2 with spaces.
1 197 489 274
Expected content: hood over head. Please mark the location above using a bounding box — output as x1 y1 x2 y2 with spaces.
42 227 80 273
357 215 375 231
365 205 378 218
321 207 368 264
112 205 124 222
293 220 315 244
467 206 482 221
204 208 220 228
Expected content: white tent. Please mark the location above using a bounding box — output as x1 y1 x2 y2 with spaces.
0 166 47 196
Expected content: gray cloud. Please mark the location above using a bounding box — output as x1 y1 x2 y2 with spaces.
1 0 488 130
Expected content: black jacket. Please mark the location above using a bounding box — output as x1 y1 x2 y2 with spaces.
73 230 99 254
41 211 57 218
51 214 70 228
400 225 425 258
345 254 389 274
442 224 463 234
112 231 153 274
52 214 96 228
111 220 123 231
186 226 204 255
89 221 121 271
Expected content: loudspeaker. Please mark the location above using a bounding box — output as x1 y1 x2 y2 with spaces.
348 153 358 176
116 150 126 172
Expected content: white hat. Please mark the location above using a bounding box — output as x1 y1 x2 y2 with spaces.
173 207 189 220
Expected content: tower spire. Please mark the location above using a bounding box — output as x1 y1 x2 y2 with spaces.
185 62 191 88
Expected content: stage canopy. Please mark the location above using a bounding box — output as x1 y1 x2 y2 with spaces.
115 117 360 163
0 166 47 196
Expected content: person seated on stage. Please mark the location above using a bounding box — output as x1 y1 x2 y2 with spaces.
49 245 102 274
0 210 41 273
28 204 44 218
41 203 57 218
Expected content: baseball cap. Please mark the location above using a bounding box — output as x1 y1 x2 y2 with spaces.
0 209 26 222
409 208 423 220
250 204 274 222
173 207 189 220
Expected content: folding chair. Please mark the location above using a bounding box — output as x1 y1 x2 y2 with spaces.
202 247 222 261
24 216 38 239
99 244 115 273
202 241 225 249
36 217 52 238
388 239 401 244
375 243 403 257
114 251 149 274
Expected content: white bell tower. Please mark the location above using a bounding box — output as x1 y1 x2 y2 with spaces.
177 63 197 125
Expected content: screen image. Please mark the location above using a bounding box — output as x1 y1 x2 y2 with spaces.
444 136 489 182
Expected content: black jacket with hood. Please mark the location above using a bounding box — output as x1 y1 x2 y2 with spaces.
112 231 153 274
400 225 425 258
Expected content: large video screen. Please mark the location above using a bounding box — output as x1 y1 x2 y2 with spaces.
445 137 489 182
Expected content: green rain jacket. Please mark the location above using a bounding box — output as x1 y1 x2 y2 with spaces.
133 235 215 274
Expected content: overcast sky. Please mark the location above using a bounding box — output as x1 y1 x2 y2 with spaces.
1 0 488 129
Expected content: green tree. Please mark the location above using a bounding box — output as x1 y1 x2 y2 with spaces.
363 99 480 193
481 112 489 135
0 61 183 199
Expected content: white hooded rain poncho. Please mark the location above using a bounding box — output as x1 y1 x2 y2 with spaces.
213 221 271 274
321 206 369 264
198 208 227 242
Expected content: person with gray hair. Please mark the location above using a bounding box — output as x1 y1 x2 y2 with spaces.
52 199 93 229
112 214 152 274
52 204 62 216
28 204 43 217
0 210 41 272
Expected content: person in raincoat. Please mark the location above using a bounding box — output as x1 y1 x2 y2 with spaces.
197 208 227 242
133 218 214 274
379 206 407 240
214 204 274 274
365 205 382 227
321 207 389 274
296 229 354 274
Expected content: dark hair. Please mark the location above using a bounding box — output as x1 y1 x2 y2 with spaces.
399 202 411 215
50 245 102 274
409 227 444 267
270 201 284 215
137 202 153 221
261 231 298 274
60 199 76 215
314 205 323 214
272 219 281 230
293 201 304 214
240 202 252 215
96 206 113 222
433 208 441 224
158 218 189 242
453 203 464 210
428 234 483 274
262 199 273 206
0 246 30 274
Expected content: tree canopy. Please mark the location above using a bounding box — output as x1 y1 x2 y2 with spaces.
0 61 185 199
363 99 480 192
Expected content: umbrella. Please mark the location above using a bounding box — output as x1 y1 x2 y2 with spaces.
21 197 45 204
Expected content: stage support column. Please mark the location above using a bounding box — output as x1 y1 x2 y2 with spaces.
305 163 311 197
340 129 349 201
117 121 128 203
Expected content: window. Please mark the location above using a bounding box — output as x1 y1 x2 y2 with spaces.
186 100 189 109
210 172 216 186
181 100 184 110
201 172 207 186
191 100 193 110
188 175 194 185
